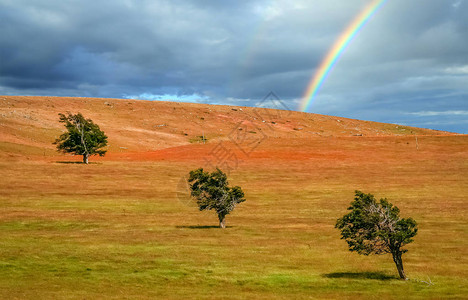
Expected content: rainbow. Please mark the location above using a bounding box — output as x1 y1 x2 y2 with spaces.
300 0 388 112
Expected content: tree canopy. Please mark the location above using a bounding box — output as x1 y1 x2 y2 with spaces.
335 190 418 279
188 168 245 228
54 112 108 164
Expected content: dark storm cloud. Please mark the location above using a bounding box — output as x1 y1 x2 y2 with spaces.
0 0 467 132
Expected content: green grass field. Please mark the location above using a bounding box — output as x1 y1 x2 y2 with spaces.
1 135 467 299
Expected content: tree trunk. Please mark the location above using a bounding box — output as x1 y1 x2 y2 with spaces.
392 252 407 280
218 214 226 229
83 153 89 164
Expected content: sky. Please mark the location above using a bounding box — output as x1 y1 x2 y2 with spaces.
1 0 467 133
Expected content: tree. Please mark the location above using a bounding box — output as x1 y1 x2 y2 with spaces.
335 191 418 280
188 168 245 228
54 112 108 164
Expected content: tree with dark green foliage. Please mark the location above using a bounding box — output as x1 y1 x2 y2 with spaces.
335 191 418 280
188 168 245 228
54 112 108 164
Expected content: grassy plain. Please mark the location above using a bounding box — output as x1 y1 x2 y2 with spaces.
1 133 467 299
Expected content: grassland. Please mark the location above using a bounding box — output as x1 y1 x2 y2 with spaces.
1 134 467 299
0 96 467 299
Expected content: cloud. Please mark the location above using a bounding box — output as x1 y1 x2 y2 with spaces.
0 0 467 133
453 0 462 9
407 110 468 116
124 92 209 103
445 65 468 74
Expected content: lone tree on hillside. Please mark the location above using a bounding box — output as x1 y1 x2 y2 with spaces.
335 191 418 280
54 112 108 164
188 168 245 228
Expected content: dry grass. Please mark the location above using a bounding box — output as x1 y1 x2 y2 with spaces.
0 96 466 298
0 133 467 299
0 96 453 158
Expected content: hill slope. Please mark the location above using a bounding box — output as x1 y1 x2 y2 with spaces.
0 96 454 159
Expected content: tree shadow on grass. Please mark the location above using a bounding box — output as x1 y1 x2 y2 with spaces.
323 271 397 281
176 225 233 229
55 161 101 164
